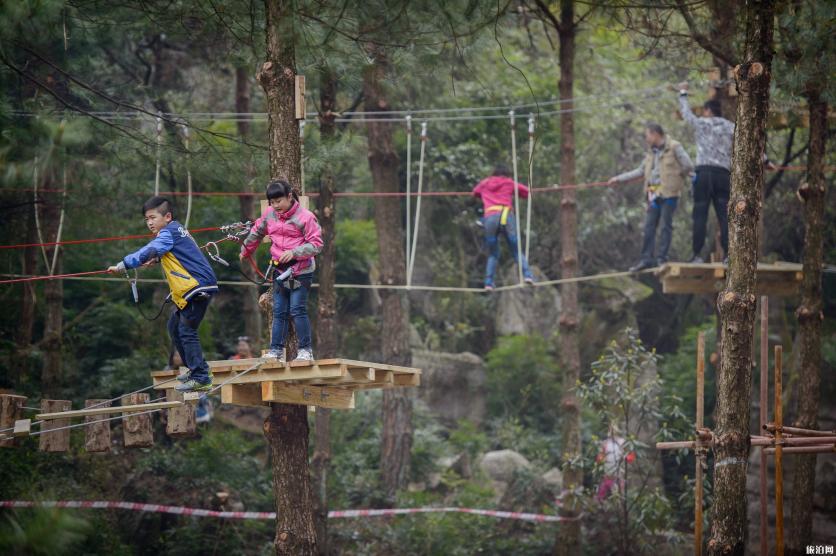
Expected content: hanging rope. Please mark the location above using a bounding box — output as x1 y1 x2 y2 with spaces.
181 124 193 229
407 122 428 288
299 120 306 195
525 114 535 262
405 115 413 277
49 161 68 276
154 112 162 196
32 156 51 272
509 111 524 285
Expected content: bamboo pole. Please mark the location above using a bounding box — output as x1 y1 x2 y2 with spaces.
764 445 835 455
774 345 783 556
695 331 705 556
759 296 768 556
764 424 835 437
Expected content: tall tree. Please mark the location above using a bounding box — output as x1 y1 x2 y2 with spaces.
257 1 316 554
709 1 775 554
312 64 338 555
532 0 582 552
361 38 413 501
235 66 264 347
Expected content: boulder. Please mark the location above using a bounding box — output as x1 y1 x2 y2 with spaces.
439 452 472 479
412 349 486 425
479 449 531 483
494 266 560 337
541 467 563 490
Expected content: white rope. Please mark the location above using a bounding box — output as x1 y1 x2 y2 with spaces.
407 122 428 288
525 114 535 262
49 161 68 275
154 113 162 196
32 157 51 272
510 111 524 285
405 116 413 278
299 120 306 195
182 124 193 229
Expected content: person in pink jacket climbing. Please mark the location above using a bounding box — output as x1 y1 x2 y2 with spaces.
472 165 534 290
239 178 323 362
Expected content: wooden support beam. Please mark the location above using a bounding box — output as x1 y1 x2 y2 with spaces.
295 75 306 119
0 394 26 447
84 400 111 453
221 383 267 407
39 400 71 452
123 393 154 448
695 332 705 556
774 345 784 556
261 382 355 410
37 400 181 420
166 389 196 438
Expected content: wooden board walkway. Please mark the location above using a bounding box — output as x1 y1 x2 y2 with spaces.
151 358 422 410
655 261 802 296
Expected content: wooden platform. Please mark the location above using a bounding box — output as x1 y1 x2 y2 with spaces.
150 358 421 410
656 261 802 296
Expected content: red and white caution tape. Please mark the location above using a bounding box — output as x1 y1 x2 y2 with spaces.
0 501 575 523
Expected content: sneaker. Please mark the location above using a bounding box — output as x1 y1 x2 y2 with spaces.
175 379 213 393
689 255 705 264
294 348 314 362
176 368 191 382
723 256 729 265
195 398 213 424
524 276 535 285
484 283 495 291
263 349 286 364
629 260 656 273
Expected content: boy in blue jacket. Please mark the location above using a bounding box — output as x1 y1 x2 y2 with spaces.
108 197 218 392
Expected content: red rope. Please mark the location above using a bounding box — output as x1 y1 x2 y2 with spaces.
0 227 220 251
0 269 111 284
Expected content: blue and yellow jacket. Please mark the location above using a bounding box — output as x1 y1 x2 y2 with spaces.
121 221 218 309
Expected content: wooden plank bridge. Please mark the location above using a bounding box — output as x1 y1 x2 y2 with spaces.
656 261 802 296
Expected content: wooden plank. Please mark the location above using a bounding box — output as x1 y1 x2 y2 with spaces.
166 389 196 438
0 394 26 447
338 359 422 375
13 419 31 437
155 362 347 390
39 400 71 452
84 399 111 453
261 382 355 410
37 401 182 420
123 393 153 448
295 74 306 119
221 383 267 408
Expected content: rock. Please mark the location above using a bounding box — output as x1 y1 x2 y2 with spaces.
412 349 486 425
541 467 563 489
439 452 472 479
495 266 560 337
479 449 531 483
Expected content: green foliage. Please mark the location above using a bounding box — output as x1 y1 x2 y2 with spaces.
485 335 561 432
0 509 90 556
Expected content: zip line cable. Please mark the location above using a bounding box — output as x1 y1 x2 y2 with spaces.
182 124 193 229
154 113 162 196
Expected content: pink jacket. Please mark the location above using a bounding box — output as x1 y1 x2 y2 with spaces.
240 201 323 276
472 176 529 215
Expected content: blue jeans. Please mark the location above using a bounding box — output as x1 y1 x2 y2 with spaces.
167 296 212 383
271 275 313 351
483 211 532 286
640 197 678 264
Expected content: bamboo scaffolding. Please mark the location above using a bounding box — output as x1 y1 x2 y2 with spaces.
774 345 784 556
759 296 768 556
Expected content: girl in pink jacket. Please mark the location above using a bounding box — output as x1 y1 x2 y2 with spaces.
239 179 323 362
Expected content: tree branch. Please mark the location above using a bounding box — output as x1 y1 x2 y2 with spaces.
675 0 735 66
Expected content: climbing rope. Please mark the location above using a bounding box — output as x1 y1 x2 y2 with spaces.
405 115 413 277
181 124 193 229
509 110 524 285
154 113 162 196
407 122 428 288
525 114 535 261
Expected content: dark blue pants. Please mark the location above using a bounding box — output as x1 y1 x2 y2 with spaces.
167 296 212 383
640 197 678 264
271 275 313 351
482 212 532 286
692 165 730 257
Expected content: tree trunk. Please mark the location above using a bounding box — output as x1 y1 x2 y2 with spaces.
708 2 775 554
258 2 316 554
235 66 263 348
41 177 63 397
787 95 826 556
362 40 413 502
17 207 37 352
554 2 581 554
312 65 338 556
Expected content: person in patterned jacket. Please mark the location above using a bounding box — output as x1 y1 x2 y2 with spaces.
677 82 735 263
239 178 323 363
